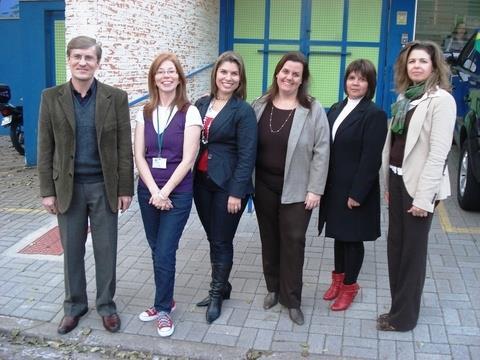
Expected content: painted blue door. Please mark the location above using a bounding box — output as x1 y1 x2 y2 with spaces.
19 0 65 166
45 11 66 87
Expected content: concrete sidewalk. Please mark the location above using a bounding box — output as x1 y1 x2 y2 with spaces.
0 135 479 359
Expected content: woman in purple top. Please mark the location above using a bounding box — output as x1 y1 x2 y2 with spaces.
134 53 202 337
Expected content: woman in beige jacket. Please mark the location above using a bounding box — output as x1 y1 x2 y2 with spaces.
378 40 456 332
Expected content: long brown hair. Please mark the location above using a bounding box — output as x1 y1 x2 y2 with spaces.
263 51 312 109
210 51 247 100
144 52 189 118
394 40 451 93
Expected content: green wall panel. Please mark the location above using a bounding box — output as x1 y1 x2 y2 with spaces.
269 0 301 39
234 0 265 39
54 20 66 85
345 47 379 70
308 46 342 107
310 0 344 41
348 0 382 42
234 44 264 102
232 0 384 106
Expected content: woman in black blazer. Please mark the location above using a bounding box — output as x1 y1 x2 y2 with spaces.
193 51 257 323
318 59 387 311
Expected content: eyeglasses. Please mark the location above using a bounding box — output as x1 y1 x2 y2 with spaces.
70 54 98 64
156 69 177 76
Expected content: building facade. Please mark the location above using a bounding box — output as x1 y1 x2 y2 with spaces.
1 0 479 165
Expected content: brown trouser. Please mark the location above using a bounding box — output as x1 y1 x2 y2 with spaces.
386 171 434 331
254 178 312 309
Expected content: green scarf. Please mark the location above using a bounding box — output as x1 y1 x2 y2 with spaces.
390 82 426 134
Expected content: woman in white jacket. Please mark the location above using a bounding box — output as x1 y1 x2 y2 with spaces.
378 40 456 332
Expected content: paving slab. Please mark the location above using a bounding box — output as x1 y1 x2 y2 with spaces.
0 135 479 359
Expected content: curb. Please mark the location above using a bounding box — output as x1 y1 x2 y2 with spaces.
0 315 337 360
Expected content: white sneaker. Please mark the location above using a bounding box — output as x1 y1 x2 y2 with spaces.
138 300 176 322
139 307 158 322
156 311 174 337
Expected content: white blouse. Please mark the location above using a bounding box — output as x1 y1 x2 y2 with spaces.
135 105 202 133
331 97 362 140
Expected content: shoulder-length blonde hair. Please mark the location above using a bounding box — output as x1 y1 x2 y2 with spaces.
394 40 451 93
263 51 312 109
210 51 247 100
144 52 189 118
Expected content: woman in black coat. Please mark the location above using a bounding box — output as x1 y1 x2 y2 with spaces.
318 59 387 311
193 51 257 324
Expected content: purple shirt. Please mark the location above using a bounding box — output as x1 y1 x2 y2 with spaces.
139 107 193 193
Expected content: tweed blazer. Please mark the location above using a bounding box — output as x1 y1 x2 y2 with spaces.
381 87 456 213
37 80 134 214
252 97 330 204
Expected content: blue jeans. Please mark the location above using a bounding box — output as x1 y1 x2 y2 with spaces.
137 186 192 312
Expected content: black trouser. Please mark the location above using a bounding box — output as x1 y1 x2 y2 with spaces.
333 240 365 284
386 171 434 331
254 177 312 309
193 171 246 265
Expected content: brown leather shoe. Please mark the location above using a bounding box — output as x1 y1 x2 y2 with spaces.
102 313 121 333
57 308 88 334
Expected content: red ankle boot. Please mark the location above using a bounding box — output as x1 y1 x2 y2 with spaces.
331 283 359 311
323 272 345 300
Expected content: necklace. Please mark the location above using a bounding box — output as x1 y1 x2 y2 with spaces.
201 116 214 145
211 97 229 112
202 101 219 145
269 104 295 133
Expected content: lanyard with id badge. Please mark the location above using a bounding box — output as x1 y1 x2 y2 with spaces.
152 106 175 169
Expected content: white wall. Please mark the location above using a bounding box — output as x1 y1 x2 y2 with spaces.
65 0 219 109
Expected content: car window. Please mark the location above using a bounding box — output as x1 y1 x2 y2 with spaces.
458 32 480 75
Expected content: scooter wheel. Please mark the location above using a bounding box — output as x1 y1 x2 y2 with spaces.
10 122 24 156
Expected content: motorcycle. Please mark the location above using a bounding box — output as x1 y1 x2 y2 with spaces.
0 83 24 156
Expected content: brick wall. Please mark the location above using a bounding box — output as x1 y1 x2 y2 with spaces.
65 0 219 110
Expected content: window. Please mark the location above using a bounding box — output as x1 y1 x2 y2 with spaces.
415 0 480 52
457 32 480 75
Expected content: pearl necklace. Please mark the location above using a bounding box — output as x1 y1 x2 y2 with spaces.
269 104 295 133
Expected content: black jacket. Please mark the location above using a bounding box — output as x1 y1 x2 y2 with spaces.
318 97 387 241
194 95 257 198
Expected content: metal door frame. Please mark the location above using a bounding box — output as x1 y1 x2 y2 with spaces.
45 10 65 88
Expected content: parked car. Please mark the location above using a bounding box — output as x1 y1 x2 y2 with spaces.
450 29 480 211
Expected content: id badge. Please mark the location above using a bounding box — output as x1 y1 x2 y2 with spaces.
152 157 167 169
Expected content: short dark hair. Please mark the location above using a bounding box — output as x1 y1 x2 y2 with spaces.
264 51 312 109
344 59 377 100
67 36 102 62
210 51 247 100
